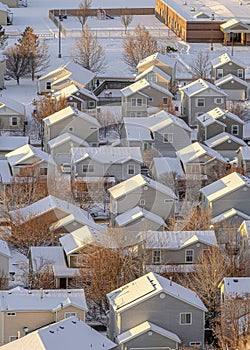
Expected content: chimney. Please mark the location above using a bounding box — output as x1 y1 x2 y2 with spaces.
40 288 43 299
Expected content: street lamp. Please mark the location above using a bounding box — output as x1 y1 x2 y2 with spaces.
58 14 64 58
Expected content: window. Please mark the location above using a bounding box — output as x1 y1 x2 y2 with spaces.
162 97 168 104
131 98 136 107
88 101 95 108
131 98 143 106
148 97 153 103
152 250 161 263
127 164 135 175
11 117 18 126
237 69 243 78
46 81 51 90
143 143 153 150
185 249 194 262
196 98 205 107
216 69 223 78
9 336 18 342
40 168 48 176
65 312 77 318
137 98 142 106
189 342 202 347
139 199 145 206
82 164 94 173
7 312 16 316
231 125 239 135
163 133 173 143
180 312 192 325
164 199 173 203
148 73 157 83
214 97 222 104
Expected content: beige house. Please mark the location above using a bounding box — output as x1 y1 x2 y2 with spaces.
0 287 87 345
0 96 25 131
237 146 250 173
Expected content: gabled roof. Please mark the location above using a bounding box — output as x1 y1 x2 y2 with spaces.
138 230 217 249
0 239 11 258
204 132 246 148
211 53 246 69
115 206 167 227
117 321 181 345
215 73 249 87
137 52 176 70
0 317 116 350
53 84 99 102
0 287 87 312
150 157 184 179
121 78 173 98
181 78 228 97
211 208 250 224
49 213 100 232
0 136 29 152
197 107 244 126
237 145 250 160
6 144 53 167
71 146 143 165
48 132 88 149
0 160 12 184
176 141 228 165
200 172 250 202
75 87 99 101
0 95 25 115
107 272 207 312
135 65 171 82
108 174 177 200
219 277 250 297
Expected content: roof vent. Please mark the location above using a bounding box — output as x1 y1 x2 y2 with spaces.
72 320 77 324
49 330 54 334
190 6 196 11
233 279 239 283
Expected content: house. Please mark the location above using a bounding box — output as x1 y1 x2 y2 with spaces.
0 55 5 90
176 142 228 180
180 79 228 126
53 84 99 111
5 144 54 178
0 160 12 186
135 65 171 89
200 172 250 219
28 246 79 289
121 78 173 118
49 212 100 234
108 174 177 224
0 0 18 8
43 106 100 152
211 53 247 81
37 62 96 95
71 146 143 182
0 3 9 26
121 111 192 157
237 146 250 173
219 277 250 301
107 272 207 349
114 206 167 232
136 230 217 273
214 74 249 101
0 239 11 287
0 287 87 345
0 136 29 159
0 316 116 350
197 107 245 142
0 96 25 131
150 157 184 182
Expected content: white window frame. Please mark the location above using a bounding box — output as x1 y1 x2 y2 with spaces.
11 117 18 126
231 124 239 135
82 164 94 173
185 249 194 263
152 250 161 263
216 69 223 78
162 97 168 105
137 98 143 107
127 164 135 175
214 97 222 104
46 81 51 90
148 73 157 83
143 143 153 151
180 312 192 325
196 98 205 107
64 312 77 318
139 198 145 206
88 100 95 108
237 69 243 78
189 341 202 346
163 133 173 143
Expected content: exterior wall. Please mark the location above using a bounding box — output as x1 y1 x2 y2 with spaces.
115 217 165 232
238 154 250 172
0 107 25 131
122 93 148 118
0 60 6 90
197 122 225 142
117 293 205 348
0 254 9 278
221 88 246 101
212 63 246 80
217 115 243 138
211 140 245 161
122 330 177 350
1 0 18 7
0 11 7 26
38 70 67 94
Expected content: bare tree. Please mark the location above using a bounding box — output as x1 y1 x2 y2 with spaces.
120 7 133 34
95 109 123 139
76 0 92 29
190 50 211 80
33 95 68 125
20 258 56 289
122 25 158 72
0 269 8 290
4 45 30 84
73 25 106 74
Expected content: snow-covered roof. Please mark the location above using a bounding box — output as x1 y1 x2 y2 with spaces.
71 146 143 165
211 208 250 224
0 95 25 115
108 174 177 200
0 287 87 312
76 87 99 101
123 122 153 141
0 239 11 258
0 3 8 12
204 132 246 148
197 107 244 126
118 321 181 345
107 272 207 312
121 78 173 98
53 84 79 99
181 79 228 97
220 277 250 297
176 141 228 165
1 317 116 350
115 206 166 227
0 160 12 184
150 157 184 179
50 213 99 232
215 73 249 88
135 65 171 82
200 172 250 201
137 230 217 249
29 246 79 278
211 53 247 69
48 132 88 149
0 136 29 152
237 146 250 160
137 52 176 70
64 62 96 86
6 144 52 167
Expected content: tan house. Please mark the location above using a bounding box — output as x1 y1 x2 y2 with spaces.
0 287 87 345
0 96 25 131
237 146 250 173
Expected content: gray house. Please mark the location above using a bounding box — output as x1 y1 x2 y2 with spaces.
237 146 250 172
0 239 11 287
107 272 207 349
121 110 192 157
180 79 228 127
211 53 247 81
0 96 25 132
214 74 249 101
